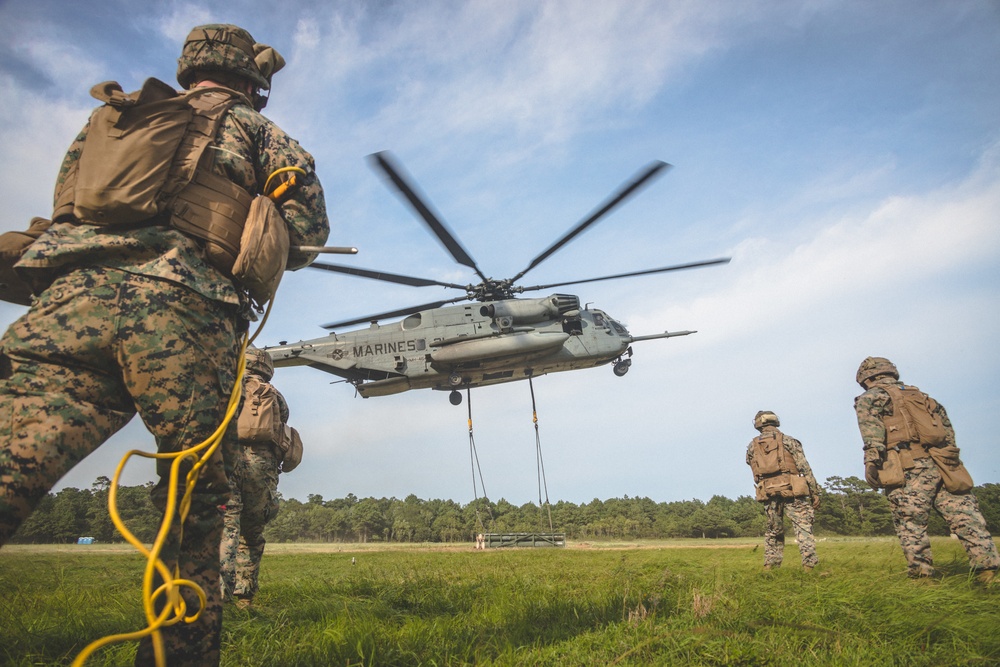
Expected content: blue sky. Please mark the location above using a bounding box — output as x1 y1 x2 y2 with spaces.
0 0 998 508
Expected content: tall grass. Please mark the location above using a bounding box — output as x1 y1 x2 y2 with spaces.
1 538 997 666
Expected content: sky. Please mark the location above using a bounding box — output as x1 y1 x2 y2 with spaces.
0 0 998 508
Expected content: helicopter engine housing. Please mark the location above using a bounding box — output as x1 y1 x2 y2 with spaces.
480 294 580 324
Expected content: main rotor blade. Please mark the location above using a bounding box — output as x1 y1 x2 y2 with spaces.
519 257 730 292
368 151 488 282
321 296 470 330
511 161 671 283
308 261 469 290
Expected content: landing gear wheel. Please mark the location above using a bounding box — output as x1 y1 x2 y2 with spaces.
613 359 631 377
449 390 463 406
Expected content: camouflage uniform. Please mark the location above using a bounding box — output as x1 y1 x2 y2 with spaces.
220 372 289 604
0 24 328 667
747 422 820 569
855 372 999 578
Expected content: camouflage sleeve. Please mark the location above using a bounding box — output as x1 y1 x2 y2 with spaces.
854 388 888 464
253 119 330 270
274 387 290 424
933 399 957 447
785 436 819 496
746 441 754 468
51 116 92 209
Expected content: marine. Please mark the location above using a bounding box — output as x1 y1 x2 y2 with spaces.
746 410 821 571
221 346 300 609
854 356 998 581
0 24 329 666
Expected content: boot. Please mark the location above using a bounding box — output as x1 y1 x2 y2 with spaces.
975 569 996 585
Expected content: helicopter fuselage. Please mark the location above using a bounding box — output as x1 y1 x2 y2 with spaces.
266 293 687 398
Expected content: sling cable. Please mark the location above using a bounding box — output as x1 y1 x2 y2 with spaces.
465 377 555 544
528 376 554 534
466 387 495 536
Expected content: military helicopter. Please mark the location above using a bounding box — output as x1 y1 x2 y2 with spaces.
266 152 729 405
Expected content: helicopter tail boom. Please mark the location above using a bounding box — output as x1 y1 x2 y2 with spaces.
626 330 696 343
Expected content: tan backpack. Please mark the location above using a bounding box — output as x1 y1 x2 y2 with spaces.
880 384 949 449
237 376 283 446
51 78 289 307
749 431 784 477
749 430 808 500
55 79 243 228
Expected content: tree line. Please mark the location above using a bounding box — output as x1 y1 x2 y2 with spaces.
10 476 1000 545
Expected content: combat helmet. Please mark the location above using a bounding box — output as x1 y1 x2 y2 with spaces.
176 24 283 92
856 356 898 388
245 345 274 381
753 410 780 430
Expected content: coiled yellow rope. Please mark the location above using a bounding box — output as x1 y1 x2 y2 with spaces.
73 166 298 665
71 336 248 667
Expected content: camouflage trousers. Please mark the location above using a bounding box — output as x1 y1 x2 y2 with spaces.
0 268 240 667
886 457 1000 577
221 441 280 601
762 496 817 568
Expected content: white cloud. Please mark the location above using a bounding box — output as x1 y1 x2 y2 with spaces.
156 5 217 42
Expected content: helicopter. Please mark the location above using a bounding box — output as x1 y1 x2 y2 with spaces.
266 151 729 405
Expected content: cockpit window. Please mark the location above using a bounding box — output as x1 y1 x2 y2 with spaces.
611 321 627 335
593 313 606 328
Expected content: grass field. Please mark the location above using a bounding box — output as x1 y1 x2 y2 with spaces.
1 537 998 666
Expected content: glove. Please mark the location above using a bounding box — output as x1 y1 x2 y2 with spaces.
865 462 880 489
811 495 821 510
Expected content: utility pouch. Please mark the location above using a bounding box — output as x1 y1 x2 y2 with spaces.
897 447 917 470
278 424 303 473
231 195 289 306
790 475 811 498
0 217 52 305
877 449 905 488
927 444 974 494
763 473 795 499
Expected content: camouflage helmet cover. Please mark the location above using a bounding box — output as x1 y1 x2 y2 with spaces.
245 345 274 381
176 24 279 91
753 410 780 430
856 356 898 387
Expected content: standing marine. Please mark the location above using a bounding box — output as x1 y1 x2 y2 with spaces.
746 410 821 571
854 356 998 581
0 24 329 666
221 345 302 609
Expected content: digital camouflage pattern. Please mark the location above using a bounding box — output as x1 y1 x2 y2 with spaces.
746 425 820 569
855 374 999 577
177 25 273 91
0 23 329 667
0 268 241 664
220 373 288 603
762 497 818 569
220 444 281 602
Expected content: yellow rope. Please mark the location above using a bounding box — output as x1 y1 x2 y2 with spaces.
73 166 295 666
72 335 249 667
